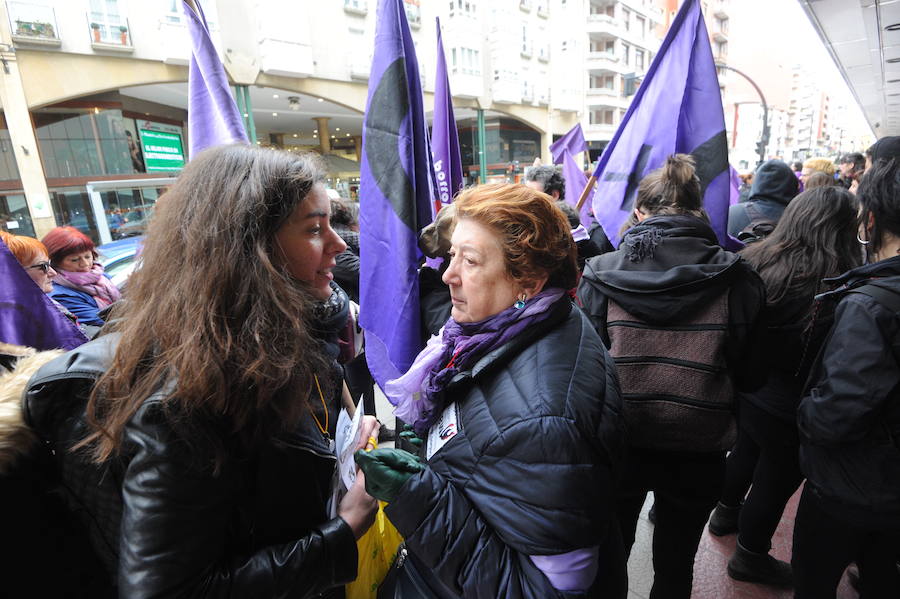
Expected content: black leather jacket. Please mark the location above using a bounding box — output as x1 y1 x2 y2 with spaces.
24 334 358 598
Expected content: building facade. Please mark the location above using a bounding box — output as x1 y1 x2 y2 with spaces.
0 0 583 244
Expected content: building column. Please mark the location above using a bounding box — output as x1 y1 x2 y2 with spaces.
0 6 54 238
353 135 362 161
313 117 331 154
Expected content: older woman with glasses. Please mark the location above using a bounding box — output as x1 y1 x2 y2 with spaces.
1 231 57 293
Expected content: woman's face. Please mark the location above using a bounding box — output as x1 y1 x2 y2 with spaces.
274 183 347 300
25 251 56 293
442 218 521 323
61 250 94 273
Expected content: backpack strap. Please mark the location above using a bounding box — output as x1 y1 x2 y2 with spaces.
848 283 900 314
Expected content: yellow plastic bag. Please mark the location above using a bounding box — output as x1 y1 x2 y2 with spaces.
346 501 404 599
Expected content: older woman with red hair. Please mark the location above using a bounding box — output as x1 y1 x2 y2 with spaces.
42 226 120 326
1 230 57 293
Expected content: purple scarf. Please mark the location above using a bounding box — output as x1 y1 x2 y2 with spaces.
385 288 568 434
54 264 122 308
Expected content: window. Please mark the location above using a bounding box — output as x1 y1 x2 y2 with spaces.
589 109 616 126
521 24 532 56
622 43 630 65
636 15 645 38
91 0 127 42
716 40 728 56
622 8 631 31
451 48 457 72
635 49 644 71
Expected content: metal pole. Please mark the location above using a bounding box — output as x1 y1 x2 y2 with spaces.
476 109 487 183
234 85 248 137
241 86 258 144
716 63 768 166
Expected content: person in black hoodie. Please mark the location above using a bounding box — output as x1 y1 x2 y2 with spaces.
710 186 860 588
727 159 799 239
578 154 766 599
793 158 900 598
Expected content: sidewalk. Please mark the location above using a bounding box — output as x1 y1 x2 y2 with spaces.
627 488 860 599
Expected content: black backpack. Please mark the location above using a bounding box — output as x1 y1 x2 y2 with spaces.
737 202 777 244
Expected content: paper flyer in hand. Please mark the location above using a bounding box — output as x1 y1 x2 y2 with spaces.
335 399 363 491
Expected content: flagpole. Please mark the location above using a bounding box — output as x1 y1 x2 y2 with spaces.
576 175 596 211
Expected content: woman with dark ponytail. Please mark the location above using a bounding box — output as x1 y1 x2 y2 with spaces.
578 154 766 599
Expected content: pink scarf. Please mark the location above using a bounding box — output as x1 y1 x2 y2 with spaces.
54 264 122 308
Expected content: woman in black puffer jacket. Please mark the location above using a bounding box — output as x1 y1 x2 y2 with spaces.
355 184 626 599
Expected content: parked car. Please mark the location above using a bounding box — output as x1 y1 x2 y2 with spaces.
97 235 143 290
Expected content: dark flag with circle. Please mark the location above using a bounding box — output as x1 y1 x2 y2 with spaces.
359 0 435 388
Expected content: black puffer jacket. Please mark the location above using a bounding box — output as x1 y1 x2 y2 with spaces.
385 300 625 598
798 256 900 525
23 333 357 598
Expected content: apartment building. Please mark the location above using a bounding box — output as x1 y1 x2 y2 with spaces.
0 0 581 243
583 0 664 161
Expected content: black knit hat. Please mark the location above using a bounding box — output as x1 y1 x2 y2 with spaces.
869 136 900 162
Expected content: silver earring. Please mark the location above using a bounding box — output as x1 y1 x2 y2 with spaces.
514 294 526 309
857 233 870 245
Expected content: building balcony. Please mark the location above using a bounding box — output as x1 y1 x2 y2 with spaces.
9 2 61 47
449 72 483 99
520 0 532 12
712 29 727 43
88 15 133 53
405 5 421 29
587 14 621 36
586 52 626 73
261 38 314 78
713 0 728 18
537 2 549 18
587 87 619 99
344 0 368 16
585 123 618 139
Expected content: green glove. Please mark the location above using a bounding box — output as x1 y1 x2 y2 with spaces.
354 448 425 503
399 424 424 447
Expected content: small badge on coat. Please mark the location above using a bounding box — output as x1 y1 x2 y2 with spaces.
426 402 460 460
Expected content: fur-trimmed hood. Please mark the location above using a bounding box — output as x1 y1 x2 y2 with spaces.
0 343 63 474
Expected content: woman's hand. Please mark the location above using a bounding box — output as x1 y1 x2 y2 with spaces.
355 415 380 452
337 470 378 540
354 448 425 503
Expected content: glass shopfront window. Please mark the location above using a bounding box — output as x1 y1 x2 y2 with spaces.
0 193 34 238
0 129 20 181
34 108 184 179
99 185 164 240
50 187 99 242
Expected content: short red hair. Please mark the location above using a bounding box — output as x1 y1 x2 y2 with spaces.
1 230 49 266
41 226 96 267
453 183 577 290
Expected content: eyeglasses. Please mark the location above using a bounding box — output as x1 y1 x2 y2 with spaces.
27 261 52 274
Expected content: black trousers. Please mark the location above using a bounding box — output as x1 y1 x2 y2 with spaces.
617 447 725 599
793 485 900 598
720 400 803 553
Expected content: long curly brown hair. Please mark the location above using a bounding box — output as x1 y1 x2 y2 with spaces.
79 145 333 468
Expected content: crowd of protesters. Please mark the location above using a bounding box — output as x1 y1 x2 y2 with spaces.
0 139 898 599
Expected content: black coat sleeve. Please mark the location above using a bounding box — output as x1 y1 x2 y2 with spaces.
117 402 358 598
576 261 611 347
725 263 767 393
798 294 900 446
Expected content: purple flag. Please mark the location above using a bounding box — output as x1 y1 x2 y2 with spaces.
431 17 463 213
183 0 248 157
550 124 588 165
0 239 88 350
591 0 730 248
562 151 592 229
359 0 435 389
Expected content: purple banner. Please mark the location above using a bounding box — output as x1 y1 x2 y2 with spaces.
550 124 588 166
183 0 248 158
359 0 435 389
591 0 730 248
561 151 592 229
431 17 463 213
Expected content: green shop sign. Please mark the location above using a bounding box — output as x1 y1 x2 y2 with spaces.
138 128 185 172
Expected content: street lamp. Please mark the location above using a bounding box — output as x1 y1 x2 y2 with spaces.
716 62 769 166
